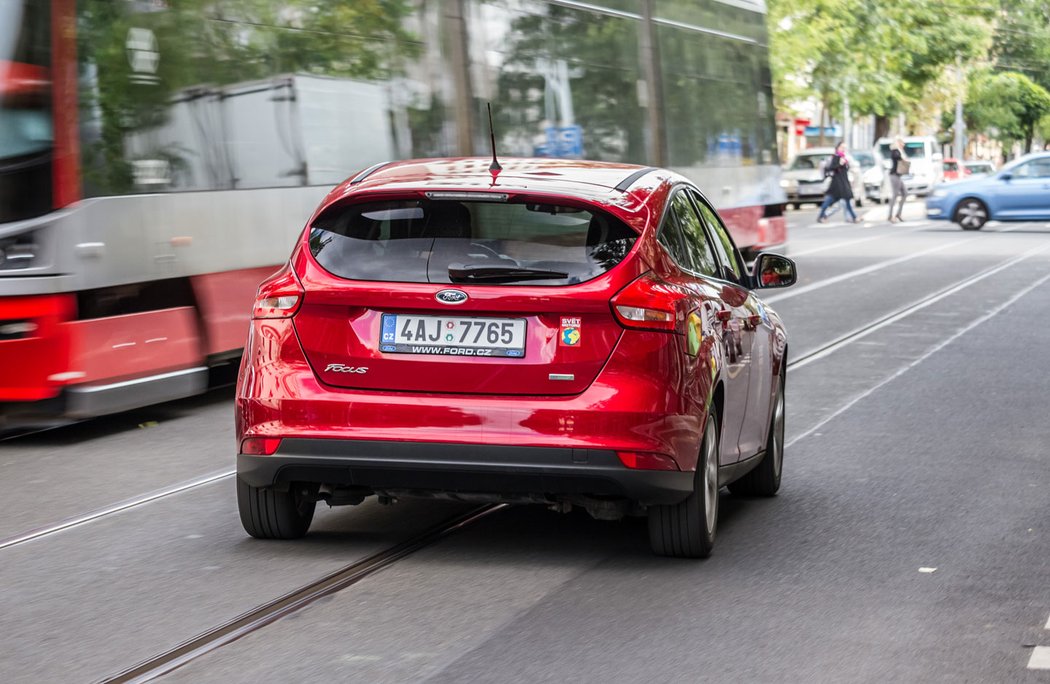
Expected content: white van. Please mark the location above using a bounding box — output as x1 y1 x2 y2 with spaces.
874 136 944 197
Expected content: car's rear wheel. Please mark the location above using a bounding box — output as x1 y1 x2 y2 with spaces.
237 477 316 539
648 412 719 558
728 371 784 497
955 198 988 230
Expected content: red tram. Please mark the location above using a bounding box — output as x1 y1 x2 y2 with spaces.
0 0 786 426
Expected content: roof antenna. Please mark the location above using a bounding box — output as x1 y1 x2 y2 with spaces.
487 102 502 173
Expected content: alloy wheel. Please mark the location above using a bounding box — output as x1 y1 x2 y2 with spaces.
703 422 719 536
957 200 987 229
771 389 785 479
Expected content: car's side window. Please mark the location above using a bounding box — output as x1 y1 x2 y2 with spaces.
669 193 720 278
1028 159 1050 178
656 198 693 271
690 192 745 283
1012 162 1035 178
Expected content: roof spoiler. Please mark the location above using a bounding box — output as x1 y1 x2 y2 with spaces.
614 167 656 192
349 161 392 185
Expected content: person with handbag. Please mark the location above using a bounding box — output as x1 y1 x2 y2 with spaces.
887 137 909 223
816 142 862 224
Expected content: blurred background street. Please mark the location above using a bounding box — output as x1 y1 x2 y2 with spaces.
2 0 1050 681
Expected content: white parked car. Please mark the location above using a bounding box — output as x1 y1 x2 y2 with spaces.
781 148 865 209
874 136 944 197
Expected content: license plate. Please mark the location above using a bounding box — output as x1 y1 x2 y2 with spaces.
380 314 526 358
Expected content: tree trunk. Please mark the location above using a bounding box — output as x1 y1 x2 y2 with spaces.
1024 125 1033 154
874 114 890 145
639 0 667 166
445 0 475 156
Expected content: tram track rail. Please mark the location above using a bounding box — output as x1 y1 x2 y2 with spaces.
786 240 1050 371
96 503 506 683
0 468 234 551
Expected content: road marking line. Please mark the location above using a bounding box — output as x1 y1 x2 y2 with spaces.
789 222 934 258
765 237 981 304
789 235 886 257
1045 613 1050 629
0 468 234 551
787 268 1050 449
1028 647 1050 670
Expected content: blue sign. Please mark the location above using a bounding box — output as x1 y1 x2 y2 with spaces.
381 314 396 343
534 125 584 158
803 125 841 137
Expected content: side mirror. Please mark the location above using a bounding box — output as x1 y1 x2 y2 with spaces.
753 253 797 289
1000 172 1012 182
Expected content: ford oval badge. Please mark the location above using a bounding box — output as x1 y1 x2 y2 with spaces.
435 289 468 305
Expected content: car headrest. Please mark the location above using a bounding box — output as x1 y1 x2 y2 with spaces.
424 202 472 239
586 213 609 247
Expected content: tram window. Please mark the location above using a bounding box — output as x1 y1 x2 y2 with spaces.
0 0 53 223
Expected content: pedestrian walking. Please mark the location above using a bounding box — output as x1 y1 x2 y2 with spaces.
887 137 908 223
816 142 861 224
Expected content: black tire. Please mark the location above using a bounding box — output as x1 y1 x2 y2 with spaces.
648 412 719 558
791 202 800 210
237 476 316 539
728 372 785 497
955 198 988 230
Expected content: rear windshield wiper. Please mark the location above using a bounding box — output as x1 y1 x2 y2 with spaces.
448 264 569 283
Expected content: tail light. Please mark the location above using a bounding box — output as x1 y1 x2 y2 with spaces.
610 274 688 333
253 264 303 319
617 450 679 471
241 437 282 455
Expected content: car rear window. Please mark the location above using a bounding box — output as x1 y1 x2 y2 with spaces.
309 199 638 285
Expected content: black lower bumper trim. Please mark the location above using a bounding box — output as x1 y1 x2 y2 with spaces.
237 438 694 505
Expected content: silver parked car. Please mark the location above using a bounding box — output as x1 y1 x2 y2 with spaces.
781 148 865 209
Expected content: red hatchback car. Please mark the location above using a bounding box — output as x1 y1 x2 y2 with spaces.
235 158 795 558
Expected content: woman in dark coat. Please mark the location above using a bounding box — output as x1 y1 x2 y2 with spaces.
817 141 862 223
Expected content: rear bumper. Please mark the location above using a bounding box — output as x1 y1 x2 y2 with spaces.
238 438 695 505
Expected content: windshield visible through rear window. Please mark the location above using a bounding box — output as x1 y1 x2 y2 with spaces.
309 199 638 285
879 142 927 159
789 155 825 170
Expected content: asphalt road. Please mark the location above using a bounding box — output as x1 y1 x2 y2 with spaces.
2 202 1049 682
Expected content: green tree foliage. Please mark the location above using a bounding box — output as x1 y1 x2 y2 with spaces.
990 0 1050 93
967 70 1050 152
768 0 991 141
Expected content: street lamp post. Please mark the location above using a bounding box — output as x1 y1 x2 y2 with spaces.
954 54 966 159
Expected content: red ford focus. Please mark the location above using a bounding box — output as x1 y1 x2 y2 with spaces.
235 158 795 558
